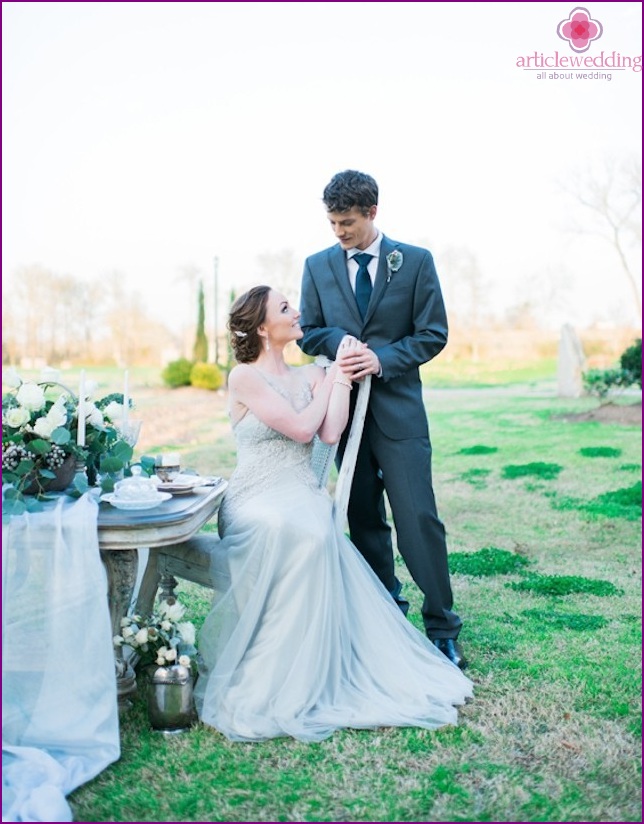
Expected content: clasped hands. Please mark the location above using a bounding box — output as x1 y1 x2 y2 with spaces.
335 335 380 383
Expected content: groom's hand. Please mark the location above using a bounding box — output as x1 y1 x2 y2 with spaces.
339 341 380 381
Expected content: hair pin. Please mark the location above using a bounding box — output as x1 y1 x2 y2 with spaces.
234 330 248 338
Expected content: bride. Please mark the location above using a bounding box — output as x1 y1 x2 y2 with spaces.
194 285 472 742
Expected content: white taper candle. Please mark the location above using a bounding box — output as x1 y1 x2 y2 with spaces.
77 370 86 447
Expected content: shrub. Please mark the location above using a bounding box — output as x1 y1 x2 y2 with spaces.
582 339 642 398
162 358 194 388
582 367 631 399
619 338 642 388
190 362 224 391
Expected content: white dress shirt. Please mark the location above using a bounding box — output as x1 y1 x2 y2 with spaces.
346 232 383 292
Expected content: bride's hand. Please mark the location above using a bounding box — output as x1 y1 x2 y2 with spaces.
336 337 365 381
336 335 359 357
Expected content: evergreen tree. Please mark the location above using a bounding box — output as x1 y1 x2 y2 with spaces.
193 280 209 362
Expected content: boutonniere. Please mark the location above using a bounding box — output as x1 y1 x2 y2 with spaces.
386 250 403 282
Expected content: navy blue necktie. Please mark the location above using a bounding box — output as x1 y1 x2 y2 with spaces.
354 253 373 320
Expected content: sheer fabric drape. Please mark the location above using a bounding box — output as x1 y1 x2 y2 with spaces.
2 493 120 822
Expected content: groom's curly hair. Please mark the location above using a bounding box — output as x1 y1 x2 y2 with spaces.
323 170 378 215
228 285 271 363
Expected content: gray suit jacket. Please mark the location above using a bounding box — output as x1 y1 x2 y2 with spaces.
299 235 448 439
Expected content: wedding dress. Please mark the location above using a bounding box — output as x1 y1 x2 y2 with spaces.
194 377 472 742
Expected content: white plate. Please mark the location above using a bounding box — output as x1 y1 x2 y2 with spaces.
156 475 206 494
101 492 172 510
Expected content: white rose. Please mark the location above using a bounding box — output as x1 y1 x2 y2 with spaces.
134 628 149 645
85 403 104 428
177 621 196 647
156 656 166 666
179 655 191 667
161 620 172 631
122 626 135 639
46 398 67 429
33 416 56 439
159 600 186 622
5 407 30 428
3 368 22 388
164 647 177 662
103 401 124 422
113 635 124 646
39 367 60 383
16 383 46 412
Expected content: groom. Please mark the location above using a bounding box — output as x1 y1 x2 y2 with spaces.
298 170 466 669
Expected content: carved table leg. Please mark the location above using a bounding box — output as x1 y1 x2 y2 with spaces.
101 548 139 709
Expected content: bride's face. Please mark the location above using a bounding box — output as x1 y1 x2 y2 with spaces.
261 290 303 345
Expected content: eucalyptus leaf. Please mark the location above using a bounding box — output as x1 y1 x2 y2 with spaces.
72 474 90 495
2 499 27 516
99 456 125 473
16 459 35 475
51 427 72 445
26 439 51 456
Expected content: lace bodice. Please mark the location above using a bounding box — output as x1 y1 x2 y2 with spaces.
218 374 319 533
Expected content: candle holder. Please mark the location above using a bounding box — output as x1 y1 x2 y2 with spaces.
73 459 88 487
121 419 142 448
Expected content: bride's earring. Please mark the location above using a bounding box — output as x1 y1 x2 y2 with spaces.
265 337 270 352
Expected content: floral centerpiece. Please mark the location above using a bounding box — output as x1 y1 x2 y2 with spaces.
113 599 198 673
2 369 134 513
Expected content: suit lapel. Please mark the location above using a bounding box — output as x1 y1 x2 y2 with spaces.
363 235 397 324
328 245 363 324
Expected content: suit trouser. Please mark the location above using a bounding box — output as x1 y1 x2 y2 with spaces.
340 411 462 639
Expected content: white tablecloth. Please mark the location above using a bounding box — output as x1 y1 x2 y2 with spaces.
2 493 120 822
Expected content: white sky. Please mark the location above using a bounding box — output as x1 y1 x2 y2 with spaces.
3 1 642 337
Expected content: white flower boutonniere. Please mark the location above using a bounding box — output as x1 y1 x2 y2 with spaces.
386 250 403 282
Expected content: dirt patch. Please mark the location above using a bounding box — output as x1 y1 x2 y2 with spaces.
133 386 230 452
556 402 641 427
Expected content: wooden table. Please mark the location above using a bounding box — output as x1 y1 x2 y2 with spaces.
97 480 227 705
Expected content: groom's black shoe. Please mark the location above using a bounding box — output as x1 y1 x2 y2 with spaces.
389 579 410 617
431 638 468 670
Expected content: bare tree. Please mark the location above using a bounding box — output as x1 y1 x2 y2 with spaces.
563 156 642 320
438 246 488 361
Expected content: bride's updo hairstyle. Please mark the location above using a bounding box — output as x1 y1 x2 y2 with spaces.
228 285 272 363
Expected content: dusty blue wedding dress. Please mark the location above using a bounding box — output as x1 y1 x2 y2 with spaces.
194 377 472 742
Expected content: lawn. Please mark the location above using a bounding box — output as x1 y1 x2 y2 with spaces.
66 378 642 822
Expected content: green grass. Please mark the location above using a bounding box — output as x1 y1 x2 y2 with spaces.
68 381 642 823
449 546 531 576
502 462 563 480
508 573 623 597
457 444 499 455
579 446 623 458
552 481 642 521
421 358 557 388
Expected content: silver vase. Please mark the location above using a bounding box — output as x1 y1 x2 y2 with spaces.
147 664 195 735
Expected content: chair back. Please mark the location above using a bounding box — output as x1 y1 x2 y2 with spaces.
332 375 371 529
309 375 372 529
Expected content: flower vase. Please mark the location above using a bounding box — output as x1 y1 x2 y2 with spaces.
22 453 77 495
147 663 195 735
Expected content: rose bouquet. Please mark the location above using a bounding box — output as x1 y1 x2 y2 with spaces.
113 599 198 673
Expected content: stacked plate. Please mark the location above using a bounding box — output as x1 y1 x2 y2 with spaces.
155 474 208 495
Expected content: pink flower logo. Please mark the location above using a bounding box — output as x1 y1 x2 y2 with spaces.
557 7 603 53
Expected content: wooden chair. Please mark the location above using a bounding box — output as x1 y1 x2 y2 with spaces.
135 375 372 615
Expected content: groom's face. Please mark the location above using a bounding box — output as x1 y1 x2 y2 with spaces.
327 205 377 251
